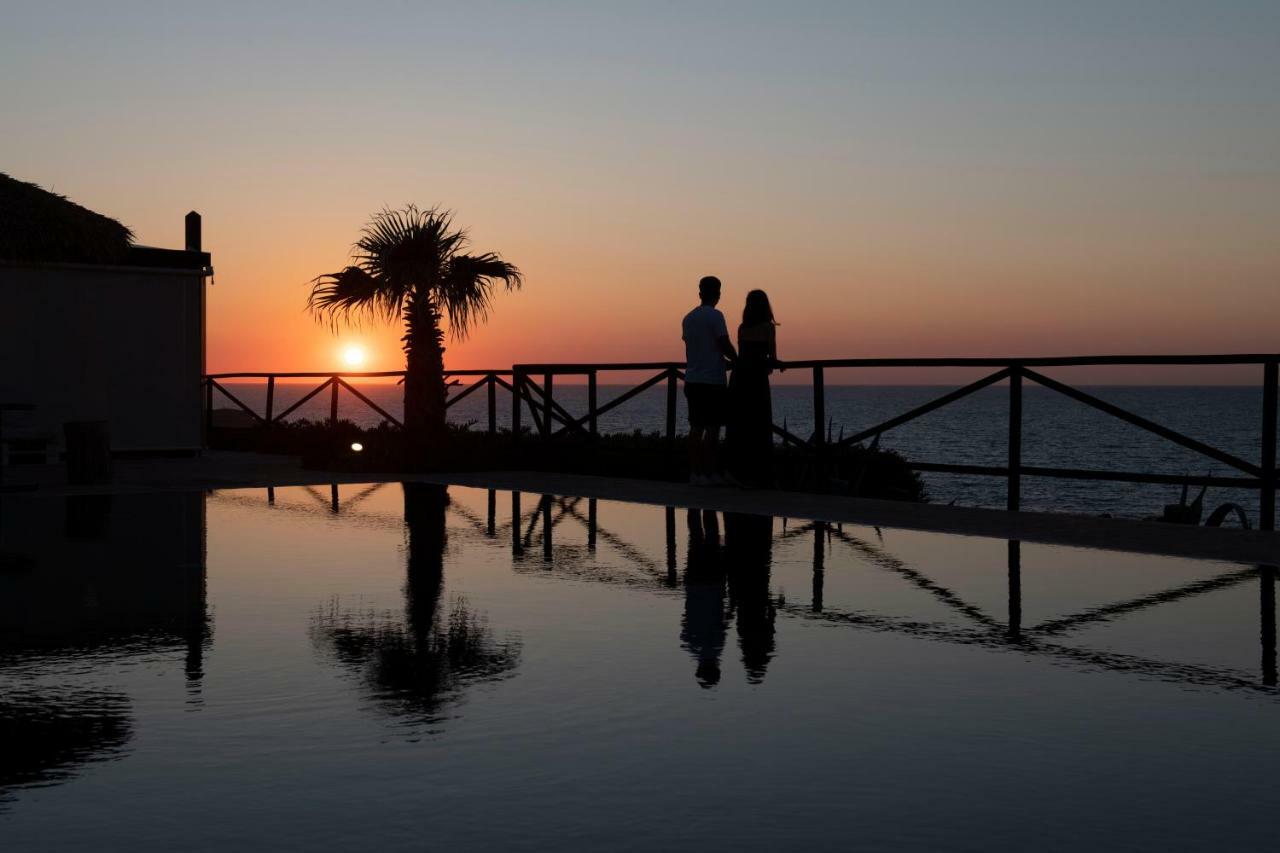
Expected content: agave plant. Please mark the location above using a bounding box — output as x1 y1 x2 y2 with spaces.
308 205 522 442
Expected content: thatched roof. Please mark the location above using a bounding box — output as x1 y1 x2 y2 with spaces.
0 173 134 264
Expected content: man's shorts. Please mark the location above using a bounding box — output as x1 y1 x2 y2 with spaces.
684 382 728 429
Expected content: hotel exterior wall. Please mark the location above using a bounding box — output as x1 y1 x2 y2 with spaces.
0 262 204 451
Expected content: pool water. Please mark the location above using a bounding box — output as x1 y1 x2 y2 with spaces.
1 483 1276 851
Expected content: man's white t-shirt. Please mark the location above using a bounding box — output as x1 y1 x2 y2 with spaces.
682 304 729 385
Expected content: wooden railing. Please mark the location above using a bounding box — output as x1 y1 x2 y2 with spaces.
204 370 514 434
510 362 685 445
511 355 1279 529
206 354 1280 530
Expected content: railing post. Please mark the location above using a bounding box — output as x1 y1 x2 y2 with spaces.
1262 563 1276 686
1008 366 1022 512
812 521 825 612
265 375 275 427
487 374 497 436
541 494 553 561
665 505 677 586
813 365 827 492
1262 360 1276 531
588 498 598 550
512 369 523 444
204 378 213 438
588 370 598 439
542 372 553 442
329 377 339 427
1008 539 1022 638
666 368 678 449
511 490 523 557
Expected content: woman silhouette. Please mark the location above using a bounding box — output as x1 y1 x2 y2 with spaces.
726 290 779 487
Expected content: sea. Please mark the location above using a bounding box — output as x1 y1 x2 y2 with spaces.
219 381 1275 522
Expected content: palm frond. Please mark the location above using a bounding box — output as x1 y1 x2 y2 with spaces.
438 253 523 339
307 265 405 330
354 205 468 294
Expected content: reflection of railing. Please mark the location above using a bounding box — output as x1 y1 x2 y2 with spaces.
206 354 1280 528
218 482 1279 691
489 488 1278 692
203 370 516 434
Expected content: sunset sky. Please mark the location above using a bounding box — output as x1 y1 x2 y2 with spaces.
4 1 1277 383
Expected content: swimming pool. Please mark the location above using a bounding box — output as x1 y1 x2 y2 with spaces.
2 483 1276 851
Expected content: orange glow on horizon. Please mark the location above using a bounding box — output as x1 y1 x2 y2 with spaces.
173 180 1277 387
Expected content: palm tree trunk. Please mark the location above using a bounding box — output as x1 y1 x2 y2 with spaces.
403 293 448 447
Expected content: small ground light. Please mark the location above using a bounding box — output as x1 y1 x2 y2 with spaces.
351 442 364 452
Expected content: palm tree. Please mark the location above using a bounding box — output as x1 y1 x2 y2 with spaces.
308 205 522 442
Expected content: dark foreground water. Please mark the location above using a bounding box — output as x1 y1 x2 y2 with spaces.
221 382 1278 520
2 484 1277 851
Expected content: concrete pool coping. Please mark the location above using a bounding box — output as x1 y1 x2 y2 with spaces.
3 451 1277 565
423 471 1280 565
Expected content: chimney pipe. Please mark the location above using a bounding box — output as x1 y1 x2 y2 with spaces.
185 211 202 252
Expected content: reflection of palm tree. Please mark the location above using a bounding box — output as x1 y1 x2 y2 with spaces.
724 513 776 683
307 206 522 441
0 690 131 807
681 510 727 688
312 483 520 727
404 481 448 641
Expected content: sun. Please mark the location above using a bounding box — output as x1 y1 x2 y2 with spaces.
341 344 366 367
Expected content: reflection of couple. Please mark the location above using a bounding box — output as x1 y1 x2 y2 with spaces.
679 509 776 687
681 275 780 488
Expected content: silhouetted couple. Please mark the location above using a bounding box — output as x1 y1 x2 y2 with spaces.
681 275 779 488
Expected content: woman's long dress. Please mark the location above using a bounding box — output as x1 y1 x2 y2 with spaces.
726 331 774 486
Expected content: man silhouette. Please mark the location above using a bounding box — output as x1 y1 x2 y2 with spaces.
681 276 737 485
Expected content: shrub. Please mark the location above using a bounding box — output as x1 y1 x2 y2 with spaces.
208 420 926 502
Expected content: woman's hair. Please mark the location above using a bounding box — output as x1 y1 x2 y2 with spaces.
742 289 777 326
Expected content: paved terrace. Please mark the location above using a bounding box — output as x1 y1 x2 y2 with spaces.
2 451 1277 565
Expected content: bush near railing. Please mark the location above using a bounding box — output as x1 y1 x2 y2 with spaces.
206 419 927 501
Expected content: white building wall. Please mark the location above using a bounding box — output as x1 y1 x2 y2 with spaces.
0 262 205 451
